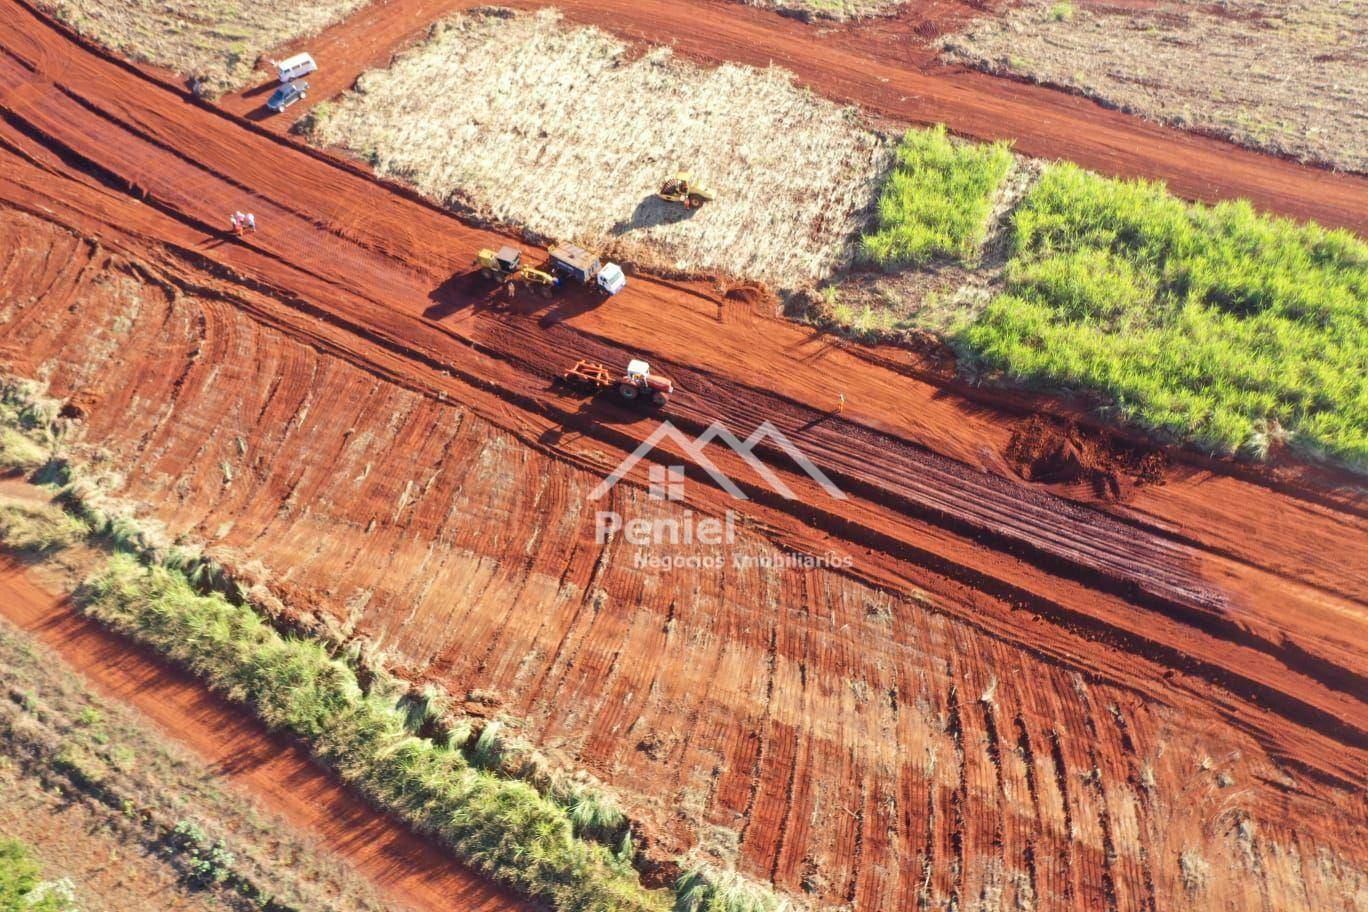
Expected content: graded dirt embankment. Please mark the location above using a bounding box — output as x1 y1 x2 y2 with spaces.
0 562 533 912
1 3 1365 910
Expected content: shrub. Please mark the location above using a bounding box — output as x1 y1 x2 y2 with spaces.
957 163 1368 467
861 124 1013 267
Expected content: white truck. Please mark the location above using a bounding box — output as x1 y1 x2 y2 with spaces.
547 243 626 296
275 53 317 83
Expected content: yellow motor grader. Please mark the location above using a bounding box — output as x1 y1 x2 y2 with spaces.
474 245 558 297
657 173 715 209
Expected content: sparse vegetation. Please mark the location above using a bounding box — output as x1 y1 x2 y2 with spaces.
0 428 47 472
305 8 891 289
674 865 791 912
738 0 905 22
35 0 367 96
0 612 390 912
955 164 1368 467
1179 848 1210 896
944 0 1367 171
860 125 1013 268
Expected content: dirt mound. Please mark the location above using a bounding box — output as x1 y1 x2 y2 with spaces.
717 279 775 309
1006 416 1169 497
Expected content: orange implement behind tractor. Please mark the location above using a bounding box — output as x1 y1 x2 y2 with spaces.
562 358 673 407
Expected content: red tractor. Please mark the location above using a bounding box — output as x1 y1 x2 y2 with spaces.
563 358 674 407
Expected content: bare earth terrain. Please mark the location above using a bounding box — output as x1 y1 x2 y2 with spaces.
0 1 1365 911
943 0 1368 173
1 20 1366 897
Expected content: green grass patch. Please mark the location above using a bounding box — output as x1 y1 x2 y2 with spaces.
0 838 76 911
674 865 792 912
861 124 1013 268
956 163 1368 466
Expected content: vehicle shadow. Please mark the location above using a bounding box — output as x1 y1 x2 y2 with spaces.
240 79 278 100
609 194 696 236
537 290 603 328
424 272 506 319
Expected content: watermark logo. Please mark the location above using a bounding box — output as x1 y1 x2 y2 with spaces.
590 420 846 502
594 420 852 573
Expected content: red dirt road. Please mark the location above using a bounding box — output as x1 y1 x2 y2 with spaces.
1 2 1365 909
0 561 533 912
221 0 1368 233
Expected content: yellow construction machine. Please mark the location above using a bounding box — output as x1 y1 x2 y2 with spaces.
474 245 559 297
657 173 715 209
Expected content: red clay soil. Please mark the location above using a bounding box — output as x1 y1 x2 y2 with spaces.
1004 416 1169 499
218 0 1368 233
1 4 1365 909
0 561 533 912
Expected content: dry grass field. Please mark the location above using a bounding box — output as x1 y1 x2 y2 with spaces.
305 8 893 290
36 0 366 95
740 0 906 20
943 0 1367 172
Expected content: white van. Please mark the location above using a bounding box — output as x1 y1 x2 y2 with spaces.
276 53 317 83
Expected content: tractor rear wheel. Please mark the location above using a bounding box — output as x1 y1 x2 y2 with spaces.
688 194 707 208
619 383 639 401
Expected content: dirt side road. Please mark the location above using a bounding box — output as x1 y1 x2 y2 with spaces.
220 0 1368 233
0 562 533 912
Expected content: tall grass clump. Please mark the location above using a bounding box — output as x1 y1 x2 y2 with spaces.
0 501 89 555
75 555 668 912
860 124 1013 268
0 427 47 473
957 163 1368 468
674 865 791 912
0 378 64 451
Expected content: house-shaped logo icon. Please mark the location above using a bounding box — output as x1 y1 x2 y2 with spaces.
590 420 846 501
